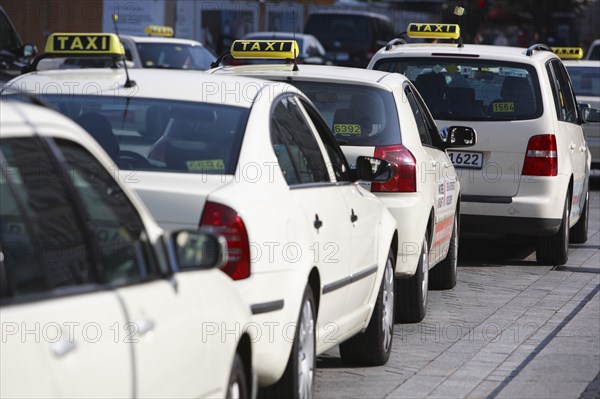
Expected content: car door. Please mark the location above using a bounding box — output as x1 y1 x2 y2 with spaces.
0 137 131 398
270 95 353 336
547 60 588 218
298 97 381 316
405 85 458 264
54 139 232 398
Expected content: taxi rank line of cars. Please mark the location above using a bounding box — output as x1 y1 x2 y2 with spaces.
208 40 478 323
4 32 400 399
368 23 599 265
558 48 600 169
0 100 256 399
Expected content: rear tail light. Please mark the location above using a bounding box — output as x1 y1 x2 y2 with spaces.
522 134 558 176
371 144 417 192
200 201 250 280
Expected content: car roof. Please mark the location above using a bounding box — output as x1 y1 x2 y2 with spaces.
9 68 281 108
374 42 559 64
307 10 391 21
210 64 406 90
243 32 315 40
563 59 600 67
120 35 206 46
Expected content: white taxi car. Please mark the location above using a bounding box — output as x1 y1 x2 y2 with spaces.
8 34 399 398
368 23 599 265
0 100 255 398
558 49 600 168
208 40 477 323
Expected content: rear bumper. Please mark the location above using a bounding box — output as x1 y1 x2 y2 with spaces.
461 214 562 236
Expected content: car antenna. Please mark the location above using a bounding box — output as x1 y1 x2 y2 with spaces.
454 4 465 48
112 14 136 88
292 9 299 71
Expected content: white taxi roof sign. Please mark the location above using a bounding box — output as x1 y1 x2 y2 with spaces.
230 40 300 60
145 25 174 37
45 33 124 55
407 23 460 40
552 47 583 60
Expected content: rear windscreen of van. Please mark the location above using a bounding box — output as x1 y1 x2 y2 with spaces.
305 15 371 45
374 58 543 121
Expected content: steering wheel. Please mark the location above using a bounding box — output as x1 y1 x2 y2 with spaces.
118 151 153 169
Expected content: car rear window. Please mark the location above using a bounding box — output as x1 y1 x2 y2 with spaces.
373 58 543 121
565 66 600 97
135 43 216 70
43 95 249 174
289 81 401 146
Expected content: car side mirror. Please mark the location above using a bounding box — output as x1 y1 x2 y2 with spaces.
582 106 600 123
355 156 391 182
169 230 226 271
443 126 477 148
22 44 37 58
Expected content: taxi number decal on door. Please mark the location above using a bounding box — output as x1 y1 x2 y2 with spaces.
186 159 225 171
333 124 361 135
493 102 515 113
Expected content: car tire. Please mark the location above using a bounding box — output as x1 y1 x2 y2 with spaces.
226 353 248 399
395 235 428 323
570 191 588 244
339 247 395 366
537 196 569 265
429 216 458 290
262 285 316 399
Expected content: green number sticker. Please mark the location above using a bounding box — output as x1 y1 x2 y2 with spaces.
492 102 515 113
186 159 225 171
333 124 361 135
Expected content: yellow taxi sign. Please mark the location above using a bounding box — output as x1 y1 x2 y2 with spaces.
145 25 174 37
230 40 300 60
45 33 124 55
407 23 460 40
552 47 583 60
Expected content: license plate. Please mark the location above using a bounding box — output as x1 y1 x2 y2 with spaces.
334 52 349 61
447 151 483 169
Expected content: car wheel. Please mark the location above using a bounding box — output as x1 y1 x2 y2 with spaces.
537 196 569 265
262 285 316 399
339 247 395 366
570 191 588 244
226 353 248 399
395 235 428 323
429 216 458 290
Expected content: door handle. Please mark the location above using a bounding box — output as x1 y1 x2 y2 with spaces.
314 214 323 230
51 339 77 358
136 319 155 336
350 209 358 223
569 143 576 150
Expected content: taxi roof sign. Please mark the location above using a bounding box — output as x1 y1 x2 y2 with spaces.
230 40 300 60
45 33 124 55
552 47 583 60
407 23 460 40
145 25 174 37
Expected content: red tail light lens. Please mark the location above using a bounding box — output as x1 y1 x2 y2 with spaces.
371 144 417 192
200 201 250 280
522 134 557 176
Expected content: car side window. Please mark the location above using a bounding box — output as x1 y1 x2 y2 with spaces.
270 96 331 185
0 138 96 299
56 139 156 284
405 86 433 146
298 98 352 182
547 60 578 124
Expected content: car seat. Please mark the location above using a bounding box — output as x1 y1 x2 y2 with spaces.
75 112 119 160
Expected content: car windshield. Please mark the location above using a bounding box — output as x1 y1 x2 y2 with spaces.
42 95 249 174
289 81 401 146
305 15 372 44
373 58 543 121
136 43 216 70
565 66 600 97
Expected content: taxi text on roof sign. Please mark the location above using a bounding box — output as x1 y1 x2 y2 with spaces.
230 40 300 59
45 33 124 55
407 23 460 40
145 25 174 37
552 47 583 60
